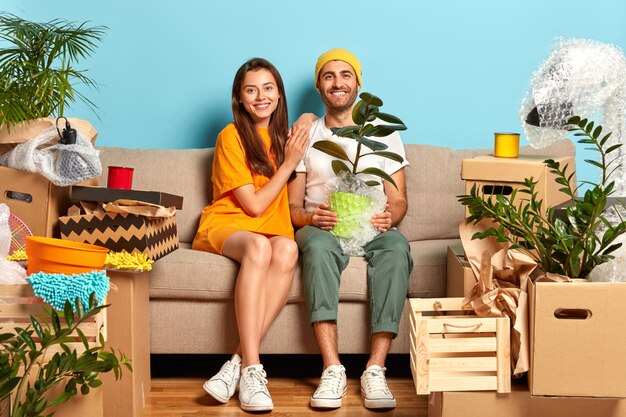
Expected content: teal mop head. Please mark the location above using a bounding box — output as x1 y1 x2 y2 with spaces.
26 270 110 311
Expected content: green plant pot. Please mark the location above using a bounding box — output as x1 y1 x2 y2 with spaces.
329 191 373 238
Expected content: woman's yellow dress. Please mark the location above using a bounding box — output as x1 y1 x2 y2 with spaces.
192 123 294 254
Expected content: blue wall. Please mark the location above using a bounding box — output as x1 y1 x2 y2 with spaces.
4 0 626 185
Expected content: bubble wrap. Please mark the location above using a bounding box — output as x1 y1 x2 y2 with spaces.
326 171 387 256
0 203 27 284
0 126 101 186
590 203 626 282
520 38 626 193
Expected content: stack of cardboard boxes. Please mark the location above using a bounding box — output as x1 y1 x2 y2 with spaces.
424 154 626 416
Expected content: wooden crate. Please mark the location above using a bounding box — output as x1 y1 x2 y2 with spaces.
409 297 510 395
0 284 106 355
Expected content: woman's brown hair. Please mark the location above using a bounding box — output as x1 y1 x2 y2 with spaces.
231 58 288 177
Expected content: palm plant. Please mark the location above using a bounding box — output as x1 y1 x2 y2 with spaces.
459 116 626 278
0 13 106 130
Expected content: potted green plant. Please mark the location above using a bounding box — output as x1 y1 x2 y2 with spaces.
0 294 131 417
0 13 106 130
312 92 406 238
458 116 626 278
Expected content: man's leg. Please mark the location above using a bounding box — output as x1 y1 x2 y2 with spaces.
361 229 412 409
296 225 349 408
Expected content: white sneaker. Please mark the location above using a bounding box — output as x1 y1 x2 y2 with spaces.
238 364 273 412
203 354 241 403
310 364 347 408
360 365 396 409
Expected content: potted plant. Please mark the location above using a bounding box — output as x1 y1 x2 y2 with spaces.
311 92 406 239
0 294 131 417
0 13 106 131
458 116 626 278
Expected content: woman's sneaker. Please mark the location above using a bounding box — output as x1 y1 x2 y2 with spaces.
203 354 242 403
360 365 396 409
238 364 274 411
310 364 347 408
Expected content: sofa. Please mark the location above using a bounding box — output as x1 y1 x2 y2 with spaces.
97 139 574 355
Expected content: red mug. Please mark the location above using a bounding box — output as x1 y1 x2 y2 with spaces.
107 166 134 189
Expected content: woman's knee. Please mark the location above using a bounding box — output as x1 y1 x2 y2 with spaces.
242 235 272 267
271 238 299 271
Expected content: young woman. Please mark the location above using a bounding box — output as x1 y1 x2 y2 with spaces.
192 58 309 412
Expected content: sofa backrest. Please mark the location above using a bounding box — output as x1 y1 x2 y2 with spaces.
98 139 575 244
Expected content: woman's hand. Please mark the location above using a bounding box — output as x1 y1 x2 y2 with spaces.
283 126 309 169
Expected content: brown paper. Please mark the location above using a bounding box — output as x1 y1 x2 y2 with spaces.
103 199 175 219
459 219 537 376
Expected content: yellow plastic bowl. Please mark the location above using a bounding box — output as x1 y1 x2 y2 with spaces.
26 236 109 275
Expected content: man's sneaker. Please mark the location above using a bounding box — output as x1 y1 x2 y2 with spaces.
238 364 274 412
310 364 347 408
360 365 396 409
203 354 242 403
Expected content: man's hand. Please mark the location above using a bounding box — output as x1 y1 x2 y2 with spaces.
310 203 337 231
371 204 393 232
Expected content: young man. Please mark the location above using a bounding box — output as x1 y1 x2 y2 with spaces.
288 48 413 410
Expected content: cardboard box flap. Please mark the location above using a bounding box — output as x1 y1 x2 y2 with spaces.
461 154 573 183
0 118 98 146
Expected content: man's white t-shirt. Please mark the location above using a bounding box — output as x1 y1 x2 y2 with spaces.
295 117 409 213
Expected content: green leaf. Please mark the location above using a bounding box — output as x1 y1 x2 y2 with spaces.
331 125 359 137
352 100 366 125
359 92 383 106
15 327 36 350
331 160 350 175
51 309 61 334
606 144 623 154
369 124 407 137
352 135 388 151
312 140 350 161
365 180 380 186
49 390 71 407
64 301 74 327
366 151 404 163
584 159 603 169
592 125 602 139
373 112 404 125
360 167 398 189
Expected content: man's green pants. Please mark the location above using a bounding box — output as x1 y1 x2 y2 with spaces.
295 226 413 337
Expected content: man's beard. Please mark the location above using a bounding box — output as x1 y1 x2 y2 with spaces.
321 88 359 114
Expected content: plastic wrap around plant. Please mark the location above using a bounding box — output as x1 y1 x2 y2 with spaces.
520 38 626 193
0 126 101 186
326 171 387 256
0 203 27 284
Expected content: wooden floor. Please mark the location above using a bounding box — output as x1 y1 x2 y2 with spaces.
142 377 427 416
143 354 427 416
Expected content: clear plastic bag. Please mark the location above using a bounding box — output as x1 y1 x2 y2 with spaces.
326 172 387 256
0 203 27 284
0 125 101 186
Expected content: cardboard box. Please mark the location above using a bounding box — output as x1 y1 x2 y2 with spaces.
71 185 184 210
59 211 179 260
102 270 151 417
429 379 626 417
409 298 510 395
446 245 477 298
461 154 576 214
0 118 98 157
528 279 626 398
0 119 99 238
0 284 105 417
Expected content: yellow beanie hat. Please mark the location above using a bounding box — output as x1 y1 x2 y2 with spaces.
315 48 362 87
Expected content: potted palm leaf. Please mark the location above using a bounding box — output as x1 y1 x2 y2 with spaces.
0 13 106 131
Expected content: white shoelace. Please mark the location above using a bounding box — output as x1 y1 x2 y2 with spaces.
316 369 343 395
363 367 390 394
214 360 239 384
242 367 269 395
